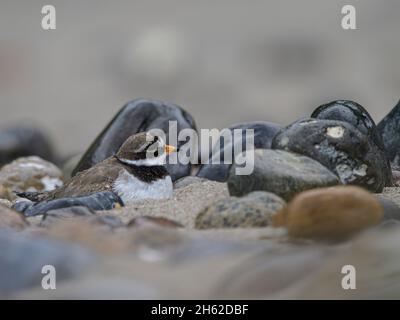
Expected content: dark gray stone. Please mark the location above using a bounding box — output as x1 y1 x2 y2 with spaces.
312 100 386 152
197 121 282 182
272 118 392 192
377 100 400 168
227 149 339 200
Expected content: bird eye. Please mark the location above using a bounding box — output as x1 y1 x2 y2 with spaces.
154 136 159 142
154 150 159 157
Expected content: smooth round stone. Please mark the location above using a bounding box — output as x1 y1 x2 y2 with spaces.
0 205 28 230
227 149 339 201
273 186 384 240
71 99 197 181
272 118 391 193
0 126 56 167
311 100 386 152
377 100 400 168
195 191 286 229
197 121 282 182
0 156 63 200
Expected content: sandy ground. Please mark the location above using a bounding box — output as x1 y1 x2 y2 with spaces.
2 181 398 299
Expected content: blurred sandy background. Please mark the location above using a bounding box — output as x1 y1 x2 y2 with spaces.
0 0 399 156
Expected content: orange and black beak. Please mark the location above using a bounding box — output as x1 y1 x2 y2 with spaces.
164 145 177 155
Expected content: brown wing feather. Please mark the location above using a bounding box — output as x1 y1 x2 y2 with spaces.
48 157 123 199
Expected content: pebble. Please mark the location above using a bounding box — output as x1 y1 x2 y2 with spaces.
0 156 63 200
195 191 286 229
0 126 56 167
311 100 386 152
272 186 384 240
40 206 95 227
0 228 94 296
272 118 391 192
197 121 282 182
128 216 183 229
0 204 28 230
13 191 123 217
227 149 339 201
377 100 400 168
71 98 197 181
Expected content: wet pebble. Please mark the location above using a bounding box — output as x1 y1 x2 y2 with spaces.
197 121 282 182
377 100 400 168
0 156 63 200
227 149 339 201
272 186 384 241
72 98 197 181
311 100 386 152
195 191 286 229
272 118 391 192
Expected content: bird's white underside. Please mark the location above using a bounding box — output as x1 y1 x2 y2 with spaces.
112 168 173 203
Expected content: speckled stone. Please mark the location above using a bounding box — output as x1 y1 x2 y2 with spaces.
273 186 384 240
195 191 286 229
311 100 386 152
227 149 339 201
0 156 63 201
272 118 391 192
